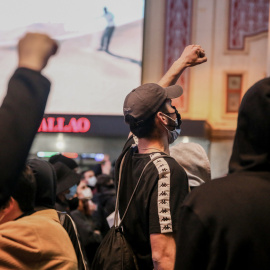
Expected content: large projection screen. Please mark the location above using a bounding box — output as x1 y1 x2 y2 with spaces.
0 0 145 115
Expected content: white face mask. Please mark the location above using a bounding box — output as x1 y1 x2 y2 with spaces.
81 188 93 199
87 176 97 187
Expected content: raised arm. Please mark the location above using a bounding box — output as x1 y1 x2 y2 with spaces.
158 45 207 87
0 33 58 206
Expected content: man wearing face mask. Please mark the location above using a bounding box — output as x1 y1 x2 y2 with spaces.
115 45 207 270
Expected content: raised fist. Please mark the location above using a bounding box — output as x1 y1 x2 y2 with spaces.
18 33 58 72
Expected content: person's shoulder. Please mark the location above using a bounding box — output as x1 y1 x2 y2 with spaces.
0 219 41 267
126 134 137 147
120 134 136 153
146 153 186 172
182 175 232 210
164 155 187 175
115 135 137 167
0 216 40 243
148 154 187 183
32 208 58 218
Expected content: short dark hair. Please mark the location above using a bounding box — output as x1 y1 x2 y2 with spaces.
80 169 95 180
125 113 156 138
125 100 167 139
11 165 36 213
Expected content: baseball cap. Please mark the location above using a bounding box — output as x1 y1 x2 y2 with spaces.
123 83 183 124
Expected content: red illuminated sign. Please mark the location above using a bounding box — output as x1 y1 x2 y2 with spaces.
38 117 91 133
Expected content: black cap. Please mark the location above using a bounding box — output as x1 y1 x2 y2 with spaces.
123 83 183 123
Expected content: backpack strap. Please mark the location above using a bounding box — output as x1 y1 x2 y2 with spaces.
57 211 66 226
114 151 168 228
114 151 128 227
57 211 89 270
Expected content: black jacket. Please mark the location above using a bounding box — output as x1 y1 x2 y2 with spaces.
175 78 270 270
0 68 50 206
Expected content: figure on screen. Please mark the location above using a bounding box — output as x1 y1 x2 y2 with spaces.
98 7 115 52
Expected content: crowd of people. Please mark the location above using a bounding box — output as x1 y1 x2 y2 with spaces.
0 32 269 270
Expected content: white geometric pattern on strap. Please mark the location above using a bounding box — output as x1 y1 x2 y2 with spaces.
150 153 173 233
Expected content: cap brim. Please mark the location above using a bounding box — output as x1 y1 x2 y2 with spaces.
165 85 183 99
56 171 80 195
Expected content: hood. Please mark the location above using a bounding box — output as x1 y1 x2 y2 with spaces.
170 142 211 187
27 158 57 208
229 77 270 173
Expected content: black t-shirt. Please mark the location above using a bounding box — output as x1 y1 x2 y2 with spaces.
115 136 189 269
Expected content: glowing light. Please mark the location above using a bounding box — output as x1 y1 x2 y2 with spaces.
37 151 59 158
62 152 78 159
182 136 190 143
56 141 65 150
95 153 105 162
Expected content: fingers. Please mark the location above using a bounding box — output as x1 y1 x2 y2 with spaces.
180 44 207 67
191 44 205 58
196 56 207 64
198 49 205 58
18 32 59 71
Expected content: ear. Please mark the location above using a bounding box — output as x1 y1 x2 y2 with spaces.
0 198 16 224
156 112 168 125
2 198 15 214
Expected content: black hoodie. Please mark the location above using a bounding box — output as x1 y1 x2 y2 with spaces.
27 158 89 270
229 77 270 172
27 158 57 209
174 78 270 270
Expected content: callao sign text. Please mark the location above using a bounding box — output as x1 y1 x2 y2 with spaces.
38 116 91 133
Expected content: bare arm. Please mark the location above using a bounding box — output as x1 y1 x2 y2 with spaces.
150 233 176 270
158 45 207 88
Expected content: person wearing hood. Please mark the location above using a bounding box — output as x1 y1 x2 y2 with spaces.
174 77 270 270
28 158 89 270
0 164 78 269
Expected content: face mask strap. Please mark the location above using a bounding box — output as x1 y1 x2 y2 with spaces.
171 105 182 128
161 112 178 128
